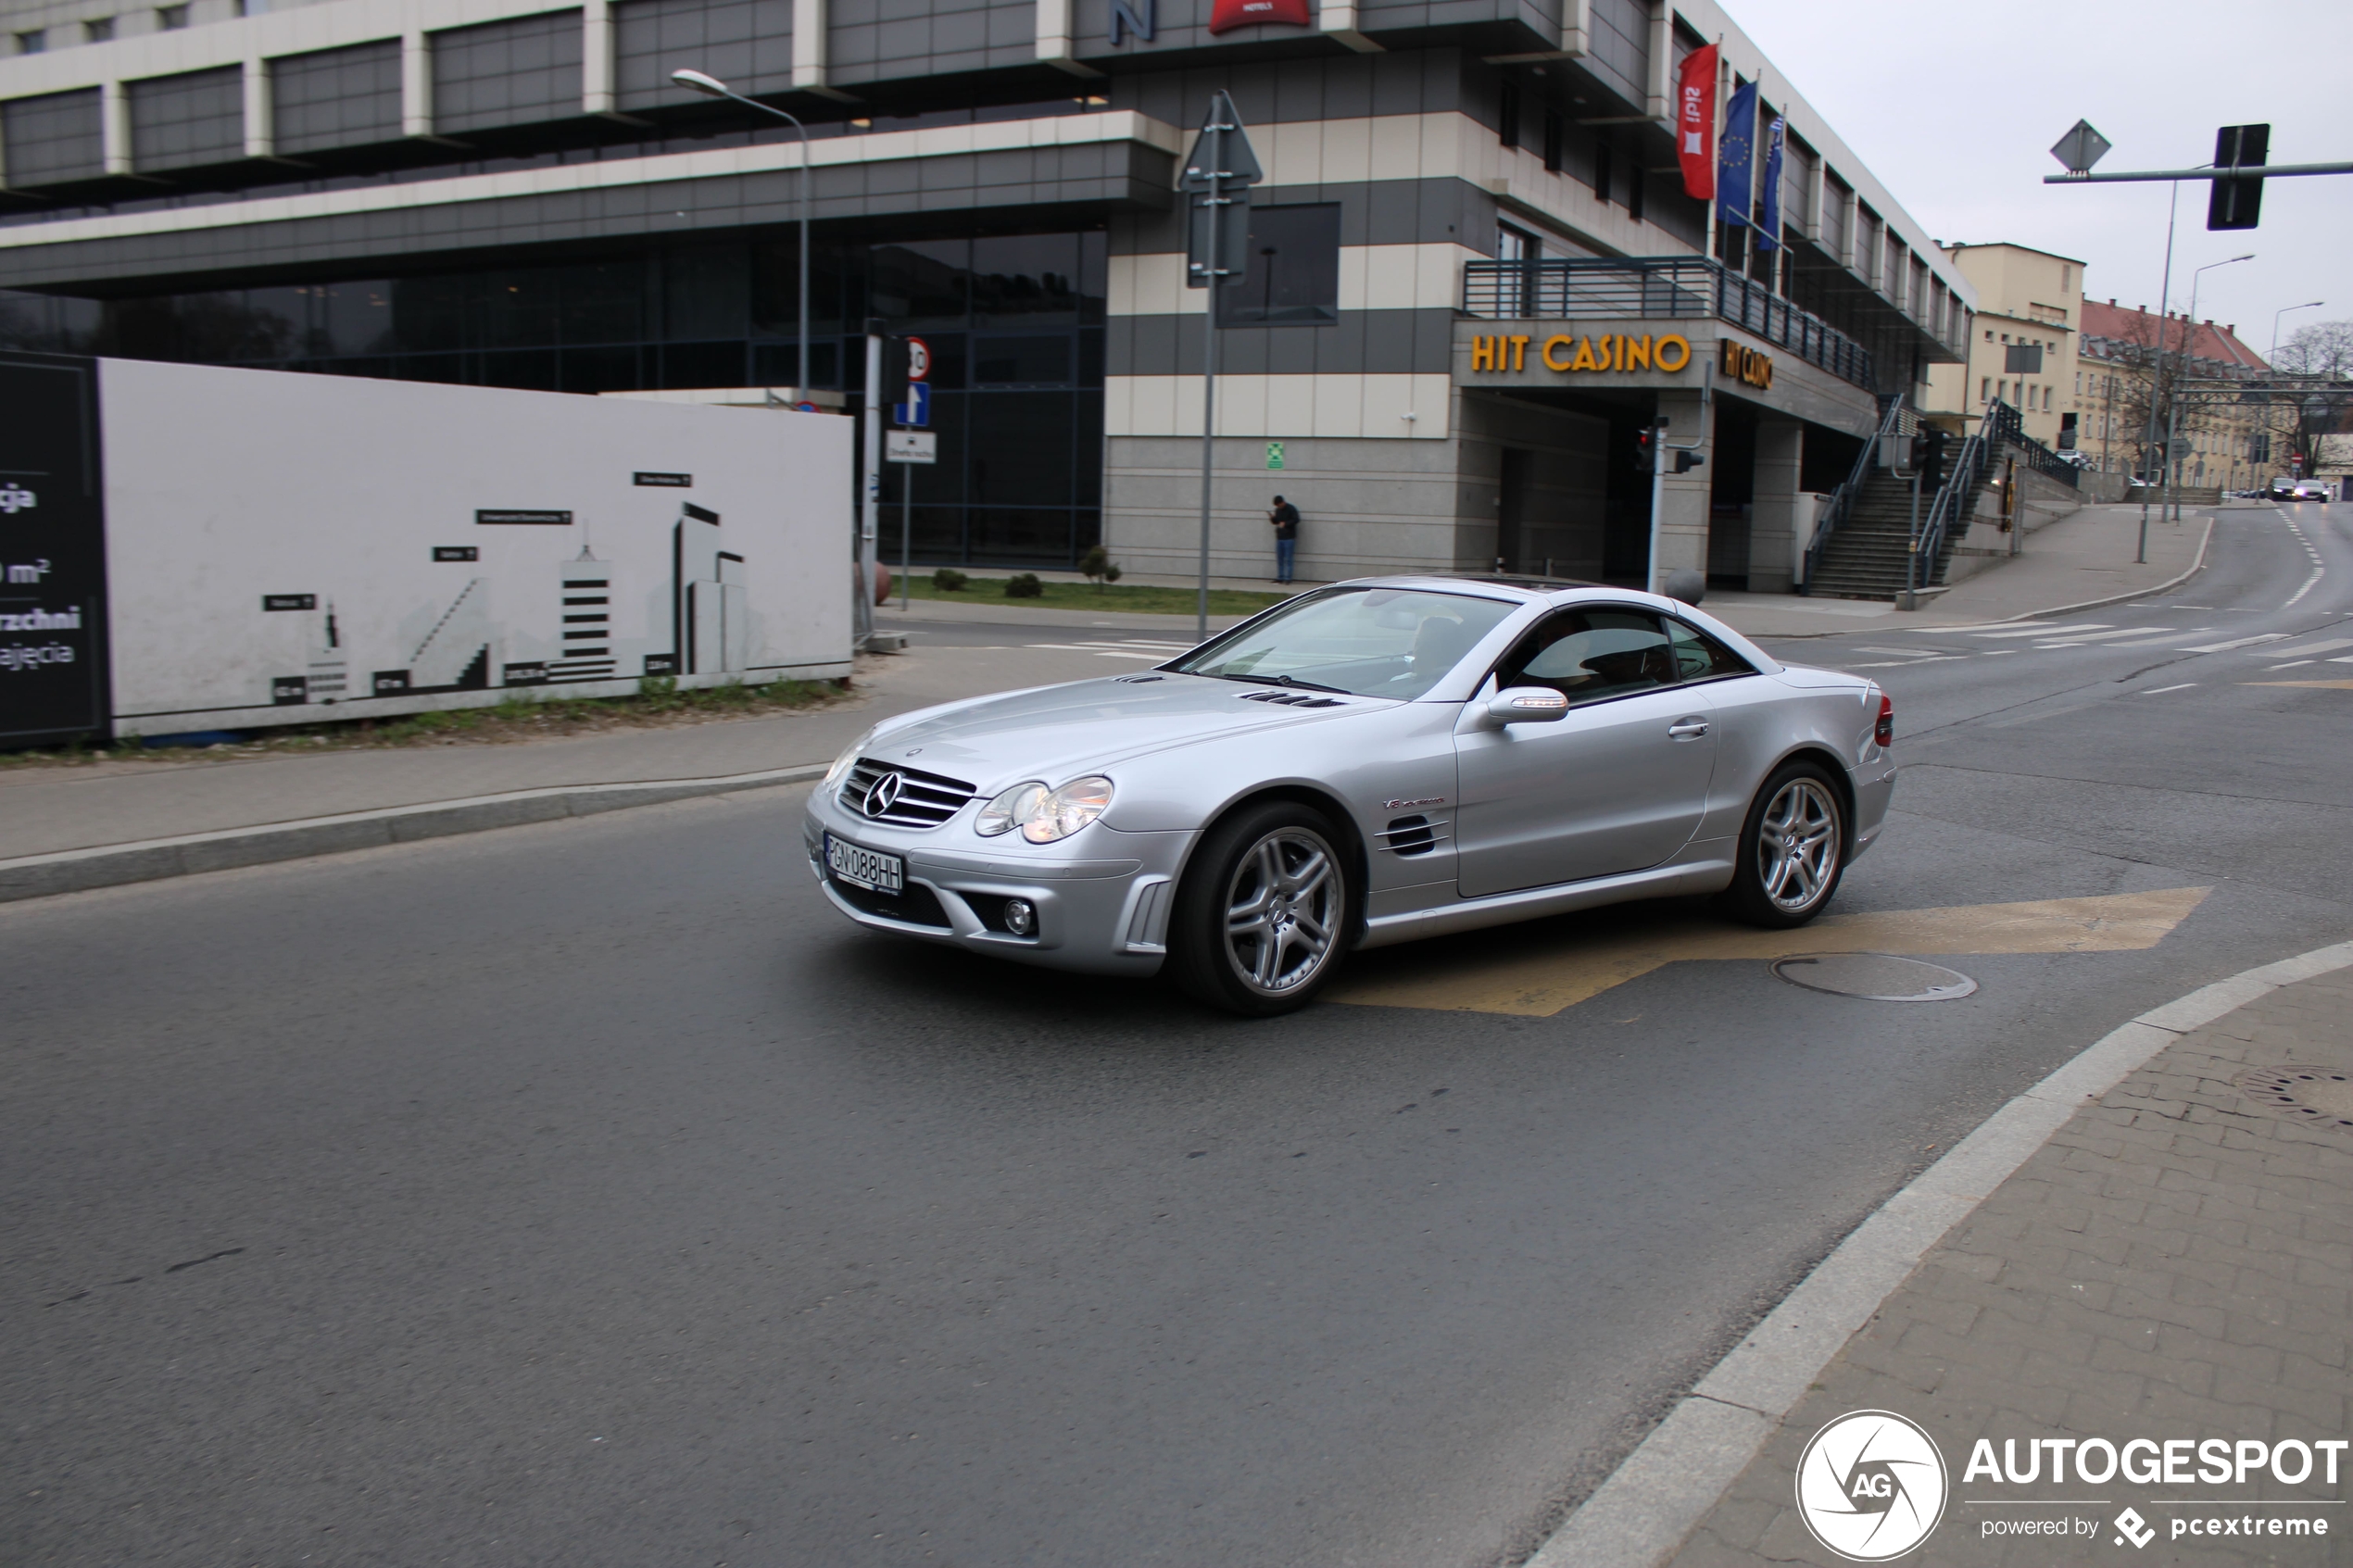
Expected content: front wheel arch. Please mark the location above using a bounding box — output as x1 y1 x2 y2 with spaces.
1177 784 1372 945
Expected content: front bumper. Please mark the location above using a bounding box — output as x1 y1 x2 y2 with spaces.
802 790 1195 976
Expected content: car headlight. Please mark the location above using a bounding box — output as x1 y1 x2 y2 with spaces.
975 775 1114 843
824 727 877 790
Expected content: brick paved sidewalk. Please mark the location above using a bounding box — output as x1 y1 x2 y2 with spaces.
1667 967 2353 1566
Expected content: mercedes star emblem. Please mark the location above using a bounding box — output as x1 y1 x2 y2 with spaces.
862 771 905 817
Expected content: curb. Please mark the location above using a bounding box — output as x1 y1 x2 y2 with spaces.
1986 512 2217 623
0 764 827 904
1755 512 2217 640
1525 932 2353 1568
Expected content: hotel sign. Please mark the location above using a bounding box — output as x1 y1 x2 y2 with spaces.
1467 332 1694 375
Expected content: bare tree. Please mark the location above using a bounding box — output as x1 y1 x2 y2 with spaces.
2268 320 2353 475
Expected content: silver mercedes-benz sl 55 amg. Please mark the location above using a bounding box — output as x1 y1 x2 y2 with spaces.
804 577 1895 1015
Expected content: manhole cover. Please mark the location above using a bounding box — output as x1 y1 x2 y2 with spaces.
2234 1067 2353 1133
1770 953 1979 1002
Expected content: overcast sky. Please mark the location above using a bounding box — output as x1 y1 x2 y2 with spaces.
1732 0 2351 360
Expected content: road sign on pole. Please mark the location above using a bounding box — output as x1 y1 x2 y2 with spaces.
2208 123 2270 231
1183 91 1262 638
887 431 937 463
893 382 931 428
2049 119 2111 175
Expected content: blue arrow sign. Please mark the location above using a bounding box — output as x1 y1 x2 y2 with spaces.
894 383 931 428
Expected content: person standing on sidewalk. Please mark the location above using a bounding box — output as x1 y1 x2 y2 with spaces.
1267 495 1301 585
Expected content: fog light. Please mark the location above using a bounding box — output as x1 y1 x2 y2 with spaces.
1004 898 1036 936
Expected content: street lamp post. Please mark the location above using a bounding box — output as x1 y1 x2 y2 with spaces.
2166 253 2253 527
672 69 811 399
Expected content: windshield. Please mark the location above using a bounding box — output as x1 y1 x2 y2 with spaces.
1171 586 1521 700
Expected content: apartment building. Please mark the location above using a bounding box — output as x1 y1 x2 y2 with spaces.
0 0 1973 586
1921 241 2078 453
2077 299 2267 488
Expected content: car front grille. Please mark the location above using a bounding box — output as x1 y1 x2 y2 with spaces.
838 759 978 829
829 877 953 928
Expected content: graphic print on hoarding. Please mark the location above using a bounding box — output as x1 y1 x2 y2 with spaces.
0 353 108 746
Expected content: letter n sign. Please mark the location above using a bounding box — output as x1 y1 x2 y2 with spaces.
1110 0 1153 43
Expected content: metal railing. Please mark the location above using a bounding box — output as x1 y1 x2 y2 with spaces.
1915 412 1995 593
1977 397 2080 488
1800 394 1906 593
1461 256 1878 391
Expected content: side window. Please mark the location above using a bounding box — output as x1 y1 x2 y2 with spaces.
1495 608 1678 706
1667 619 1756 682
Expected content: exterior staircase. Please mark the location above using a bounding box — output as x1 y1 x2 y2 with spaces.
1806 468 1972 600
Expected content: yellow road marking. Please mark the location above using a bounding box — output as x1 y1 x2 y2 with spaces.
1328 885 2212 1016
2241 681 2353 690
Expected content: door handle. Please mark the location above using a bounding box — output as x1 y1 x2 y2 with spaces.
1667 718 1709 739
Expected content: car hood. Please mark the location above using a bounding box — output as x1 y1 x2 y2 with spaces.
862 673 1393 789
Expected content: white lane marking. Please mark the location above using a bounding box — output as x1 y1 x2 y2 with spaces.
2266 660 2316 670
1024 644 1157 655
2141 683 2198 695
1969 622 2115 639
2098 630 2215 647
1851 646 1957 657
2178 633 2292 652
2033 626 2180 645
2270 637 2353 658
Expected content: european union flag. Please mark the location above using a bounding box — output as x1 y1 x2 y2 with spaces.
1756 114 1786 251
1717 80 1757 230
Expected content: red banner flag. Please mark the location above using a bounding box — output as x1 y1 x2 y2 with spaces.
1677 43 1718 200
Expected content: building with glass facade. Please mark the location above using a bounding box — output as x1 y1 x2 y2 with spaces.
0 0 1973 585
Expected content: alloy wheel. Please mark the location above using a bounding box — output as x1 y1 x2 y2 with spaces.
1223 828 1343 997
1756 778 1840 914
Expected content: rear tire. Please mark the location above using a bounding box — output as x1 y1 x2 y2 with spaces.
1167 802 1352 1016
1722 760 1846 929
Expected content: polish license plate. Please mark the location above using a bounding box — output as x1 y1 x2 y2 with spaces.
825 833 903 895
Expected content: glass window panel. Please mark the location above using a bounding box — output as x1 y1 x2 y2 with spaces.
970 233 1079 322
1500 609 1678 705
559 344 643 394
1078 230 1107 323
391 274 467 353
480 270 562 349
1218 204 1342 328
476 348 560 390
973 334 1070 386
663 246 749 341
660 340 747 388
559 261 644 345
968 391 1072 507
870 240 968 328
313 280 397 358
750 338 841 389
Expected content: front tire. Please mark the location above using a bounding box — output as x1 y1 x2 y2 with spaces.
1723 760 1846 928
1167 802 1351 1016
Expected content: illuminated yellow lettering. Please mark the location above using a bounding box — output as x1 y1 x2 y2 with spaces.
1655 334 1692 372
1541 334 1574 371
1624 334 1652 371
1509 335 1530 371
1471 336 1496 370
1568 336 1601 372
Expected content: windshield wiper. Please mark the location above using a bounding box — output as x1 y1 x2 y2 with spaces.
1202 671 1350 694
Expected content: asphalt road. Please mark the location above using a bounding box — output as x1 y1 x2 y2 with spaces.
6 504 2349 1568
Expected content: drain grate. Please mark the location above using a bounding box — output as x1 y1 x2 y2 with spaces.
2233 1067 2353 1133
1770 953 1979 1002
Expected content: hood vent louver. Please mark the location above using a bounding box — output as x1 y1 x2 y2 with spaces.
1113 674 1164 684
1237 690 1346 709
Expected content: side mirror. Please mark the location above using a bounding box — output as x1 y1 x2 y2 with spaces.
1487 685 1569 724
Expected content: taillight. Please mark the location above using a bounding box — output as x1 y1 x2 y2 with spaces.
1874 693 1894 747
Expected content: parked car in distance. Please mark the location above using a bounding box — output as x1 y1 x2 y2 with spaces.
2268 477 2298 501
805 578 1898 1015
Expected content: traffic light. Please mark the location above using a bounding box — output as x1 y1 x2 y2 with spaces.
1913 428 1946 489
2207 123 2269 231
1673 451 1705 474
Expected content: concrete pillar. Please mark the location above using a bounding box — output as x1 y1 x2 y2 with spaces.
1747 419 1803 594
1652 387 1713 590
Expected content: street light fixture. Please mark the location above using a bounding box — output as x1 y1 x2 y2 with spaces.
2161 253 2253 527
2271 299 2324 366
671 68 811 398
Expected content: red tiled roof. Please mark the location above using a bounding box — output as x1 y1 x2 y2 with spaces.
2079 298 2268 369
